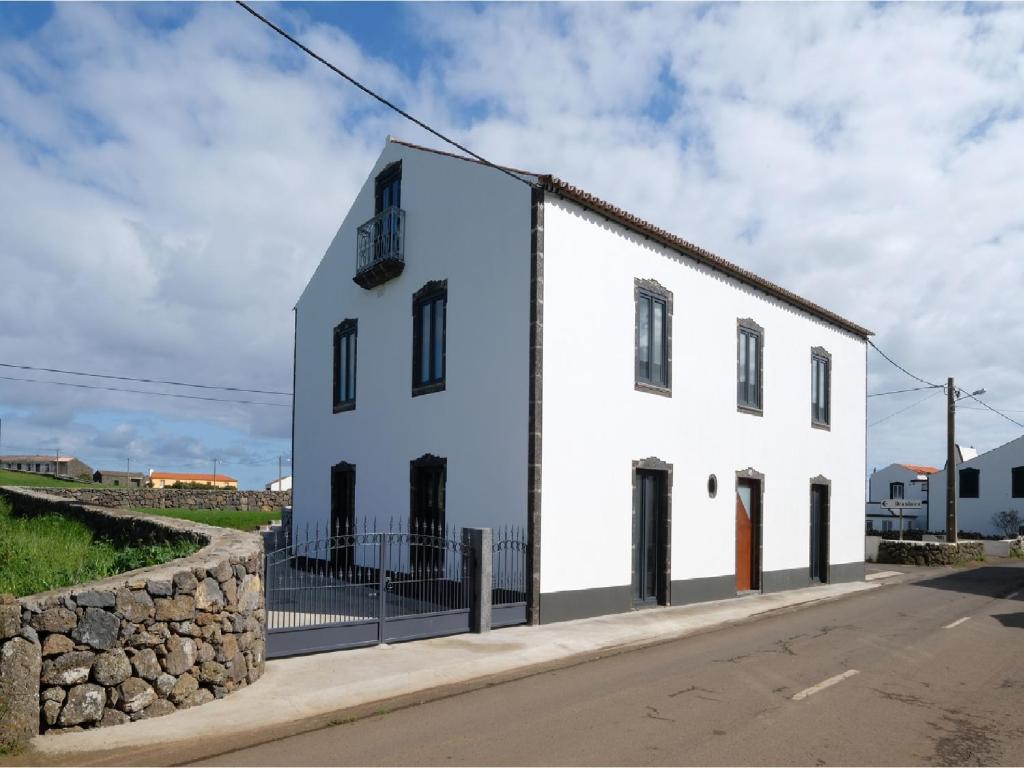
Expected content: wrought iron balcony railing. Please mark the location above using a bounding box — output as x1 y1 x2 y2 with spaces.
354 206 405 289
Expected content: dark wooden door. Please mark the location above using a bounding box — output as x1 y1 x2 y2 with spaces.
633 470 664 605
736 479 761 591
330 463 355 573
411 463 446 573
810 484 829 583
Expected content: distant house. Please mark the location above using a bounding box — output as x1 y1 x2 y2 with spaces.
929 434 1024 537
149 471 238 489
93 470 146 488
265 475 292 492
0 454 93 479
865 463 938 532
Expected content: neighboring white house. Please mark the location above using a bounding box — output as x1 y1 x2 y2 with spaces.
265 475 292 492
864 463 937 532
292 137 871 625
929 434 1024 537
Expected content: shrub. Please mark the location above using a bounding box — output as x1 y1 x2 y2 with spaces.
990 510 1022 539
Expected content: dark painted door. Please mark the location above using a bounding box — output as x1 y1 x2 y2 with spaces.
736 479 761 592
810 484 829 583
411 463 446 573
330 463 356 572
633 470 663 605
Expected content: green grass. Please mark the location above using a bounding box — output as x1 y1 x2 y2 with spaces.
131 507 281 532
0 468 90 487
0 498 200 597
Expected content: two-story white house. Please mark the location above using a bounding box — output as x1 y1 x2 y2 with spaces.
864 463 937 532
292 137 871 626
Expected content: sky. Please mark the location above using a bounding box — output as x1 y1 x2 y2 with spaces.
1 1 1023 490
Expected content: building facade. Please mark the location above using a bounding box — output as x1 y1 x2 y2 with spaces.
0 455 93 479
864 463 936 532
149 471 238 489
928 434 1024 537
93 470 146 487
293 138 870 625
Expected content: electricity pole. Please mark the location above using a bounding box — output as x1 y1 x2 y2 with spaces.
946 377 957 544
213 458 218 488
278 455 283 490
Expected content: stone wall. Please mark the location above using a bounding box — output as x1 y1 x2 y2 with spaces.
0 488 265 745
34 487 291 512
877 540 985 566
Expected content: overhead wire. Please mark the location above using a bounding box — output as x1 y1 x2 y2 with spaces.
0 362 291 396
868 388 945 428
868 385 942 398
234 1 535 190
0 374 290 407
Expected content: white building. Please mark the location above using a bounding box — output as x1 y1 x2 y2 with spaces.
265 475 293 492
864 463 937 532
929 434 1024 537
292 137 871 625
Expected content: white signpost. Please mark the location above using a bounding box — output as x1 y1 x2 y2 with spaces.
880 499 924 540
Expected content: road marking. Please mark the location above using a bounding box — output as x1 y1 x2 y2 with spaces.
792 670 859 701
866 571 902 581
1006 590 1020 600
943 617 970 629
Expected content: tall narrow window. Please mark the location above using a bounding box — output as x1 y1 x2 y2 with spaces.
737 320 763 411
1012 467 1024 499
412 280 447 396
889 481 905 499
375 161 401 214
959 467 980 498
811 348 831 427
333 319 357 413
634 279 672 395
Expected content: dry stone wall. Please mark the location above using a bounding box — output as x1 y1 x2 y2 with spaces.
36 487 290 511
877 540 985 566
0 488 265 744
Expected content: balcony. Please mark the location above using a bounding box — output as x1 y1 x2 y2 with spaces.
354 206 405 289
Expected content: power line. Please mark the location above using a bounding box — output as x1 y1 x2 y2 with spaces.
867 340 940 388
959 391 1024 430
0 375 290 407
0 362 290 396
868 385 942 398
868 388 944 428
958 405 1024 414
235 2 535 190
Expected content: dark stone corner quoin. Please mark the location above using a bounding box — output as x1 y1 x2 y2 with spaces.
0 487 267 745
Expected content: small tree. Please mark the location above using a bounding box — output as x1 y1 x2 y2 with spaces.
990 509 1021 539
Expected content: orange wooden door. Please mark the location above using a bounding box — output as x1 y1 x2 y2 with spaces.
736 490 752 591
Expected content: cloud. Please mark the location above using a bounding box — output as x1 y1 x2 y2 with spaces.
1 1 1022 488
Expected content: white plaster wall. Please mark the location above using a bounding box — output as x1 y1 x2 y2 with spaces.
293 142 532 538
539 198 867 595
868 464 930 503
928 435 1024 535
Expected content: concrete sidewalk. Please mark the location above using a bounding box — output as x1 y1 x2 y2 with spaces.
24 578 884 765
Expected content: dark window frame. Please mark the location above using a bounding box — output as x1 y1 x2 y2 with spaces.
959 467 980 499
634 278 673 396
811 346 832 429
332 318 358 413
409 454 447 573
889 481 905 499
737 319 764 414
1012 466 1024 499
412 280 447 397
374 161 402 215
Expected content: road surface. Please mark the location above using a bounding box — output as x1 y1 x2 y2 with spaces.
197 562 1024 766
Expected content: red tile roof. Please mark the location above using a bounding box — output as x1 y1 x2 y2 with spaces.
388 137 873 339
151 472 238 483
900 464 940 475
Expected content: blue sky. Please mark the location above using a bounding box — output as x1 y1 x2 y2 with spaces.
1 2 1023 490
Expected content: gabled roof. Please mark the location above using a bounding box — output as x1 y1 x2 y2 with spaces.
388 137 872 339
0 455 77 462
150 471 238 483
900 464 940 475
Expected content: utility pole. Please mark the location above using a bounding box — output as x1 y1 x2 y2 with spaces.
213 458 218 488
278 455 283 490
946 377 957 544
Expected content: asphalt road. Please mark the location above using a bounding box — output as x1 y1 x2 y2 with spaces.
197 563 1024 767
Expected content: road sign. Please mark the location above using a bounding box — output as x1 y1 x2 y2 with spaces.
880 499 923 510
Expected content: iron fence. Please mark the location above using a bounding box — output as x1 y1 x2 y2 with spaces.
491 525 528 627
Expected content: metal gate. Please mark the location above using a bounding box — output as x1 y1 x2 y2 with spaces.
492 525 528 628
265 520 472 658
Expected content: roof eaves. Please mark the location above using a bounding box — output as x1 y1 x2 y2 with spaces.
539 175 873 340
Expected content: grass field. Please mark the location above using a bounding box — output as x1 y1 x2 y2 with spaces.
0 497 200 597
131 507 281 532
0 469 90 487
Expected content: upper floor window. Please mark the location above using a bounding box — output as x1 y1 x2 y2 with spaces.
737 320 763 412
333 319 357 413
959 467 980 498
413 281 447 396
375 162 401 214
811 348 831 428
634 279 672 394
889 481 905 499
1012 466 1024 499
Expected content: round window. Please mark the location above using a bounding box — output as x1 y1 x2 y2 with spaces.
708 474 718 498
